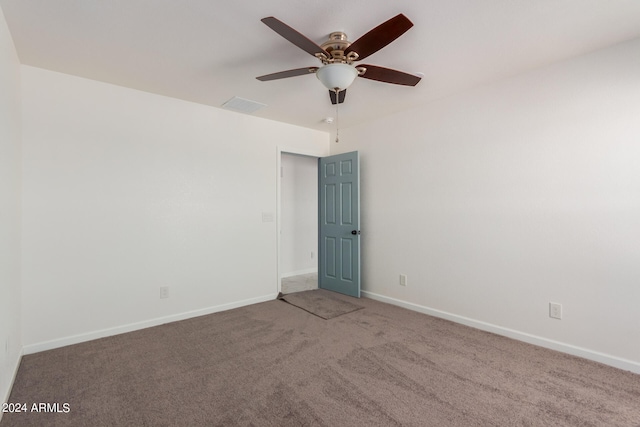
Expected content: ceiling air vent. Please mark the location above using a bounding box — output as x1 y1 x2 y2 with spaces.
221 96 267 114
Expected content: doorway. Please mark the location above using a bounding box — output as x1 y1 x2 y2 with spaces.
279 152 319 294
277 148 361 298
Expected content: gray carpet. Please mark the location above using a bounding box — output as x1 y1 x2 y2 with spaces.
2 296 640 426
277 289 363 319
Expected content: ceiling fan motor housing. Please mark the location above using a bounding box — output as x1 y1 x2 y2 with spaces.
319 32 359 64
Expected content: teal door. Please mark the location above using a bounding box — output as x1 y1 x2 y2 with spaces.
318 151 360 297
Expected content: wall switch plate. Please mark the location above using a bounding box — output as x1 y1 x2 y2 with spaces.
549 302 562 319
400 274 407 287
160 286 169 299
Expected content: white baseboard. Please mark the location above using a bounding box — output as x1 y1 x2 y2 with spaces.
281 268 317 278
19 290 640 375
23 293 278 355
1 347 23 420
362 290 640 375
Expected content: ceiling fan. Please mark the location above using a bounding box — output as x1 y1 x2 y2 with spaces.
256 14 422 105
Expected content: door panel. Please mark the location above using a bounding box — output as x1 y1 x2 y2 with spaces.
325 184 336 224
318 151 360 297
325 237 336 278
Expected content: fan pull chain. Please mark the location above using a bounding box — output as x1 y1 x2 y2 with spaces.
335 90 340 143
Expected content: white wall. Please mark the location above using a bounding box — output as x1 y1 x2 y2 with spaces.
20 66 329 351
333 38 640 372
280 153 317 277
0 5 22 408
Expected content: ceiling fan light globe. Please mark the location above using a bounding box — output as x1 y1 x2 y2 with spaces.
316 63 358 91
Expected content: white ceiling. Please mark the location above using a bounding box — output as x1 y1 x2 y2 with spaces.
3 0 640 131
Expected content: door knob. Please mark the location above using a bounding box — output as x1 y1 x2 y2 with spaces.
351 230 361 235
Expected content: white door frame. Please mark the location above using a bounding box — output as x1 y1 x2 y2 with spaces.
276 145 329 294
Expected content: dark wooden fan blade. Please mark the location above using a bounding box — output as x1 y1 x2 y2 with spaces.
329 89 347 105
358 64 421 86
338 89 346 104
256 67 318 81
344 14 413 61
261 17 330 58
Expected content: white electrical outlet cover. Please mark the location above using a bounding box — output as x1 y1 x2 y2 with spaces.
549 302 562 319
